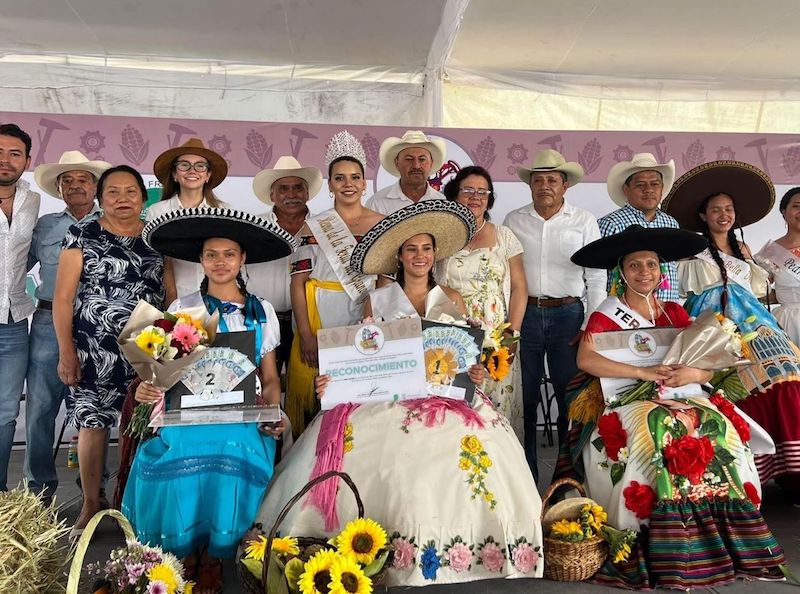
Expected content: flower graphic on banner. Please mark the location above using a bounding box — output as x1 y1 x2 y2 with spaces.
80 130 106 154
119 124 149 166
716 146 736 160
361 132 380 170
207 134 232 160
682 139 706 170
578 138 602 174
469 136 496 169
782 144 800 177
613 144 634 162
245 129 273 169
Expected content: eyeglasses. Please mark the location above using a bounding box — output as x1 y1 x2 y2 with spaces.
459 187 492 198
175 160 210 173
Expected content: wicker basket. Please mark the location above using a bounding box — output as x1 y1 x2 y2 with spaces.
541 478 607 582
236 470 368 594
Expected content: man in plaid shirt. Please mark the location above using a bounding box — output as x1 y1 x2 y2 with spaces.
598 153 680 301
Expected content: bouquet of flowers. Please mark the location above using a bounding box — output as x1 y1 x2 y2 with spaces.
480 323 519 382
617 310 755 406
117 300 218 439
548 502 636 566
86 540 193 594
240 518 390 594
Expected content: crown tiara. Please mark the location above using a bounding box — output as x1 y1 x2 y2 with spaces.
325 130 367 171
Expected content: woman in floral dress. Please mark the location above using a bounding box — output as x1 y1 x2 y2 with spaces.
437 166 527 440
257 202 543 587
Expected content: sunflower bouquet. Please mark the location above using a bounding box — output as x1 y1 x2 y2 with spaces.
85 540 193 594
480 322 518 382
117 300 218 439
240 518 390 594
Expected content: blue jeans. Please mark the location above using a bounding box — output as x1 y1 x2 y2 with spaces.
24 309 64 497
0 318 29 491
519 300 583 483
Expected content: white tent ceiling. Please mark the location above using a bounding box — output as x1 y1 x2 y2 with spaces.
2 0 799 130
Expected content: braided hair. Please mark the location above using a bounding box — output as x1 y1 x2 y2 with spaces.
697 192 747 313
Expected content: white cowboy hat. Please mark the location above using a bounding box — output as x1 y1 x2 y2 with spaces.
606 152 675 208
33 151 111 199
516 149 584 186
252 156 323 205
378 130 446 178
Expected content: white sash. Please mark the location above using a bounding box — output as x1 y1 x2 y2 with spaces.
306 209 371 302
594 296 654 329
695 248 751 289
370 283 466 325
758 240 800 286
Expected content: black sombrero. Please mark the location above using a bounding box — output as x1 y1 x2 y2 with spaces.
570 225 707 269
143 207 295 263
661 160 774 232
350 200 476 275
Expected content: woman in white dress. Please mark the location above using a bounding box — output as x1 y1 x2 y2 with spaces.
437 166 527 441
148 138 231 304
258 201 544 588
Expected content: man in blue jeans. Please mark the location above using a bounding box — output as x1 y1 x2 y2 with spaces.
0 123 40 492
504 149 605 483
26 151 110 502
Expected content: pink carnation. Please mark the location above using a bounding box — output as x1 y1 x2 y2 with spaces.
147 582 167 594
479 542 505 572
392 537 416 570
171 323 200 350
511 542 539 573
446 542 473 572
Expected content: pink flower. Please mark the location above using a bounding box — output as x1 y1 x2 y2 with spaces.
171 323 200 350
392 537 416 570
446 542 473 572
479 542 505 572
511 543 539 573
147 581 167 594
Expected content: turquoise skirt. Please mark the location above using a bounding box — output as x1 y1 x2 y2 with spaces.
122 423 276 558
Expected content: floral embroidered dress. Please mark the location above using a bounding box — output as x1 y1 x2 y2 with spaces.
565 299 785 589
679 255 800 484
436 224 524 441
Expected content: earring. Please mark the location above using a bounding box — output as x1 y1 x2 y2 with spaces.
329 191 335 199
361 189 366 196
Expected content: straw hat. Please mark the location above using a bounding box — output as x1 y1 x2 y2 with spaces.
661 160 774 232
33 151 111 199
571 225 708 269
351 200 476 275
606 152 675 207
152 138 228 188
143 207 295 264
516 149 584 186
252 156 323 205
379 130 446 178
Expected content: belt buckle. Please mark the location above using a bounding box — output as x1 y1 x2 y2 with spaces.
534 296 550 307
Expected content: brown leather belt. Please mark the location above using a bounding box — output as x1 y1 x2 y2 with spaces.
527 296 579 308
37 300 53 310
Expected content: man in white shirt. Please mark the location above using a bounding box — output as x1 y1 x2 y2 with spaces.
0 123 40 492
504 149 605 483
249 156 322 375
365 130 446 215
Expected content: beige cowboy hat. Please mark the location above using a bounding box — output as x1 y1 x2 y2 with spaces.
34 151 111 199
152 138 228 188
379 130 446 178
351 200 476 275
252 156 323 205
607 152 675 208
516 149 584 186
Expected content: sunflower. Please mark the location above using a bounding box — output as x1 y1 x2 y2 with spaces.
298 549 339 594
424 348 458 385
245 535 300 561
550 519 585 542
486 347 511 381
135 326 166 357
146 563 179 594
328 554 372 594
335 518 387 565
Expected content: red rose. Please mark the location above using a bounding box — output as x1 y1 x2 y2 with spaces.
154 318 176 332
597 412 628 461
743 482 761 506
171 338 189 357
623 481 657 519
730 414 751 443
710 393 750 443
663 434 715 484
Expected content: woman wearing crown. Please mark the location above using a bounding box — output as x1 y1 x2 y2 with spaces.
285 131 384 437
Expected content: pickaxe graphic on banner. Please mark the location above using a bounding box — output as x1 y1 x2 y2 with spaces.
745 138 770 175
289 128 318 157
538 135 563 154
168 124 197 148
642 136 667 163
33 118 70 166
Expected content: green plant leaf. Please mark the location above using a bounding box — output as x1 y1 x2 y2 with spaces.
592 437 605 452
363 549 391 577
267 553 289 594
610 462 626 486
284 557 304 592
240 557 262 581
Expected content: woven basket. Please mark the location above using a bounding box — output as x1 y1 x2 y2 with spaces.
236 470 368 594
541 478 607 582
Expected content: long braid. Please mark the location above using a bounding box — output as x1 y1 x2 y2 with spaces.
728 227 746 262
698 192 733 313
200 275 209 296
236 271 250 299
